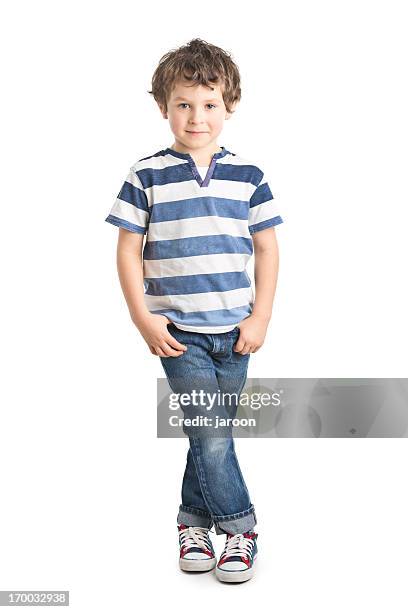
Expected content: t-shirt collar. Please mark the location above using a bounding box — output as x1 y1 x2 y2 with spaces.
164 146 230 161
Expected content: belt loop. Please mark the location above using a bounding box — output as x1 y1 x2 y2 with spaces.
210 334 216 354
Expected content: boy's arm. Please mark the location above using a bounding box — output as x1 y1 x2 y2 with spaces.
234 226 279 354
116 228 150 324
116 228 187 357
251 226 279 321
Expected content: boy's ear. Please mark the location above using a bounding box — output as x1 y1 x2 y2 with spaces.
158 103 168 119
225 101 238 119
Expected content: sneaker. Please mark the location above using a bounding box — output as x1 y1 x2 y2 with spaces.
215 531 258 583
178 524 217 572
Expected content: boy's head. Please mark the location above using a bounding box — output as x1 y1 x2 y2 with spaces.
148 38 241 152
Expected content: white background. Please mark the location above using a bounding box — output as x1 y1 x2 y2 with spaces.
1 0 408 609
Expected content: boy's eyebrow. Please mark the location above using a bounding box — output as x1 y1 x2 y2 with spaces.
173 96 221 102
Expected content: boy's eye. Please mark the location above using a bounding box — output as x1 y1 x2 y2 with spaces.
177 103 217 109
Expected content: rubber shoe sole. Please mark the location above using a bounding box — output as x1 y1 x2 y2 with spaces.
179 556 217 572
215 554 257 583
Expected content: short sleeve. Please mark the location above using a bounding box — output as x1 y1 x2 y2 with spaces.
105 167 150 234
248 169 283 235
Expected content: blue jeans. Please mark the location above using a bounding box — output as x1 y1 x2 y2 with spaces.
159 323 257 535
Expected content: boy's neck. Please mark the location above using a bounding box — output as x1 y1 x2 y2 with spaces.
169 139 222 166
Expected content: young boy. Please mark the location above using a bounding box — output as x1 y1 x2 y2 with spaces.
105 38 283 583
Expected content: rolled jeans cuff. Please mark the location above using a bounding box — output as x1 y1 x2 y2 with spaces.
177 505 213 529
212 504 257 535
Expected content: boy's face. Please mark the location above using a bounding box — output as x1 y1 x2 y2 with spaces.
160 80 236 153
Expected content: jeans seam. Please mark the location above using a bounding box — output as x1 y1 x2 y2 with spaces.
230 437 251 500
211 504 256 521
190 437 218 512
179 504 212 519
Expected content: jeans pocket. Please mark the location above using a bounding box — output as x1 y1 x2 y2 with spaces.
167 323 183 338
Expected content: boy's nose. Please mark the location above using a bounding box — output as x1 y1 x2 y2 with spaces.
189 110 205 122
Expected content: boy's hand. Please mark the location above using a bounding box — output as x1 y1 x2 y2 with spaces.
136 313 188 357
233 314 269 355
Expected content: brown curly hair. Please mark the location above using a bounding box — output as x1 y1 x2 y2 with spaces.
148 38 241 115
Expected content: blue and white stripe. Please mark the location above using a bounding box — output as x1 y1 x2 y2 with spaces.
105 146 283 333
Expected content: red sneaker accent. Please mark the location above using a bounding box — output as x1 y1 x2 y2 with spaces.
218 554 248 566
243 531 257 539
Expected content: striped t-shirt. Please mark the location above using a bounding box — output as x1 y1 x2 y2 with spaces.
105 146 284 333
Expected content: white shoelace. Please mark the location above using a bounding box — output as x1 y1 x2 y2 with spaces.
220 533 253 560
179 526 213 552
